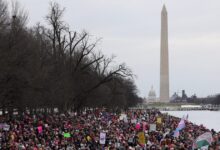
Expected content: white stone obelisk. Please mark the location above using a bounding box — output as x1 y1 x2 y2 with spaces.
160 4 170 102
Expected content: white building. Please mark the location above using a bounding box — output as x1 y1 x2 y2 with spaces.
146 86 158 103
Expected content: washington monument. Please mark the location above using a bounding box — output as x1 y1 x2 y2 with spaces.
160 4 170 102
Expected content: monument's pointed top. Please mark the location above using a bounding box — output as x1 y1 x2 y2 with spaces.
162 4 167 13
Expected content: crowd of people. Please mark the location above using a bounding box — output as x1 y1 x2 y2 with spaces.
0 108 220 150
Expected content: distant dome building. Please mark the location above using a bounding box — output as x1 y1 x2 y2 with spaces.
147 86 157 102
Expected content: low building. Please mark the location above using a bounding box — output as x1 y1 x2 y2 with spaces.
146 86 159 103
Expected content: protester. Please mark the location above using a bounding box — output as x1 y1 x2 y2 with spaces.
0 109 219 149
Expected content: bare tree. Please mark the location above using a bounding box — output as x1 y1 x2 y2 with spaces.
0 0 8 29
0 0 141 115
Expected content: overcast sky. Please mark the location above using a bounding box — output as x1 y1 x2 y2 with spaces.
17 0 220 98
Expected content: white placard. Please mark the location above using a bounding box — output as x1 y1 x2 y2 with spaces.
131 119 137 124
149 124 156 132
99 132 106 145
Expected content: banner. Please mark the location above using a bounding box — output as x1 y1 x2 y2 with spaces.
100 132 106 145
149 124 156 132
193 132 213 149
124 116 128 123
138 132 146 145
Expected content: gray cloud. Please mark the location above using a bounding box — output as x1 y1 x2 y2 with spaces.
19 0 220 97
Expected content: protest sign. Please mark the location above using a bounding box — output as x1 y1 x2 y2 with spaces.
136 123 141 130
100 132 106 144
119 113 127 121
37 126 43 133
138 132 146 145
131 119 137 124
63 132 71 138
3 124 10 131
156 117 162 124
44 124 48 128
149 124 156 132
142 122 147 131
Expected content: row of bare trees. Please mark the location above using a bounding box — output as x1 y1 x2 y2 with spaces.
187 94 220 105
0 1 142 115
